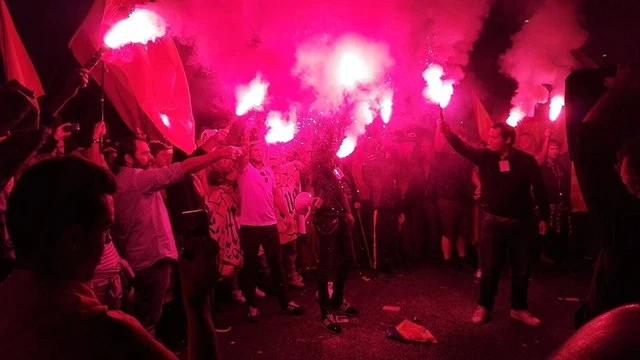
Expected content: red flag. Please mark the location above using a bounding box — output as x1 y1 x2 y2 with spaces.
471 89 493 142
69 0 195 153
0 0 44 97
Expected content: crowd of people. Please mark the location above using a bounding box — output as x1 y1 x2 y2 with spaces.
1 64 640 360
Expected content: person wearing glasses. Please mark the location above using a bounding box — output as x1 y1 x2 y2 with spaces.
236 140 305 322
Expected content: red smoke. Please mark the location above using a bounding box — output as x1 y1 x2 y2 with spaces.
500 0 587 125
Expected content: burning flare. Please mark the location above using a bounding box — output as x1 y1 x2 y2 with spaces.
337 50 373 91
422 64 455 108
265 109 296 144
506 107 525 127
104 9 167 49
380 92 393 124
337 136 357 158
548 95 564 121
235 74 269 116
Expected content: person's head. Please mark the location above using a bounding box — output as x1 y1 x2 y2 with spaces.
547 140 561 160
488 122 516 153
6 157 116 282
249 142 265 164
149 141 173 168
114 137 153 172
618 138 640 198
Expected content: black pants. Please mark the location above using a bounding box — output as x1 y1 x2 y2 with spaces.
478 214 532 311
374 208 399 271
239 225 290 308
132 259 174 333
316 217 354 315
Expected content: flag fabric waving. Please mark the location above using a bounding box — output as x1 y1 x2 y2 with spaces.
69 0 195 152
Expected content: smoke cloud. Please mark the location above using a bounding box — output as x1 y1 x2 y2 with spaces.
499 0 588 122
150 0 494 144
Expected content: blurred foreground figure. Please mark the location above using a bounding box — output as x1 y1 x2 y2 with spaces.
0 157 221 359
551 304 640 360
566 65 640 327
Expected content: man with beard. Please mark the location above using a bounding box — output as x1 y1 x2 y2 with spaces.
310 147 359 334
111 137 241 332
439 120 549 327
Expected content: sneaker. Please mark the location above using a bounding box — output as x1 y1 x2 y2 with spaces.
282 301 305 316
288 273 306 289
232 290 246 304
510 310 541 327
475 269 482 279
321 312 342 334
471 306 489 325
247 306 260 323
255 288 266 298
333 300 359 317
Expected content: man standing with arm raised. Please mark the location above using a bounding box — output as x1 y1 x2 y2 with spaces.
438 118 549 326
236 141 305 322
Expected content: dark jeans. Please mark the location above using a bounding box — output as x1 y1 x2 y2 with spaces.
316 217 354 315
478 214 532 311
239 225 290 308
374 208 400 271
132 258 173 332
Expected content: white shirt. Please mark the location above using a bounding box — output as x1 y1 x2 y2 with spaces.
237 163 277 226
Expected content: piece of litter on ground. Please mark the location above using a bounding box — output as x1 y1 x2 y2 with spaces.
336 316 350 323
385 319 437 344
230 341 235 345
522 344 528 347
257 351 263 354
362 276 371 281
383 305 401 312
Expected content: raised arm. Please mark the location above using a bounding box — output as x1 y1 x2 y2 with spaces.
438 119 485 165
135 147 242 194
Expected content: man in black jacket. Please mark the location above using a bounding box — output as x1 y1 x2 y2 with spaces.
566 65 640 328
439 120 549 327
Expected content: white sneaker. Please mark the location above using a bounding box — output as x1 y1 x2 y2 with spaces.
472 306 489 325
255 288 266 298
232 290 246 304
510 310 541 327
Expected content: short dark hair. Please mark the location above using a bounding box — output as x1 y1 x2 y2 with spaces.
149 140 172 157
491 122 516 146
6 157 116 270
548 139 562 148
113 136 145 173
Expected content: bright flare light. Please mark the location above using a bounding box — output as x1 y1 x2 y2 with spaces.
160 113 170 127
422 64 455 108
380 92 393 124
337 51 373 90
104 9 167 49
235 74 269 116
506 107 525 127
337 136 357 158
265 110 296 144
549 95 564 121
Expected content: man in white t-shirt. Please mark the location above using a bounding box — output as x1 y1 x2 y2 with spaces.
237 142 304 322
